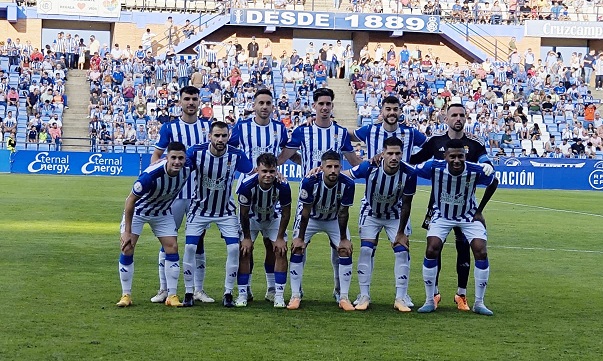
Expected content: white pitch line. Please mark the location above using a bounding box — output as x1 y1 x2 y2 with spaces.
408 240 603 254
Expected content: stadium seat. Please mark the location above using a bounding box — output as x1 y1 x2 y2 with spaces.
521 139 532 151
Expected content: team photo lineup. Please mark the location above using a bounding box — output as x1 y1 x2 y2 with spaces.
118 85 498 315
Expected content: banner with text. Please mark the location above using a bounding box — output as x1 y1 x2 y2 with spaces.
230 9 440 33
37 0 122 18
524 20 603 39
0 150 10 173
11 151 140 176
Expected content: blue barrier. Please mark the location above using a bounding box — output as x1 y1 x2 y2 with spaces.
0 150 11 173
11 150 141 176
6 151 603 191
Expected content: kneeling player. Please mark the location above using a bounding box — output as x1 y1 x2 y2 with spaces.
344 137 416 311
117 142 190 307
415 139 498 315
287 151 356 311
235 153 292 308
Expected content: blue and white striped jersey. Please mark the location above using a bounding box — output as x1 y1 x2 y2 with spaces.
187 143 253 218
298 173 355 221
131 160 191 217
415 160 495 222
286 122 354 175
155 117 212 199
228 117 288 167
354 124 427 160
237 174 292 222
349 160 417 219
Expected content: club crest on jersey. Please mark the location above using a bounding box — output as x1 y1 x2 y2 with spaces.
239 194 249 204
133 181 143 193
300 189 309 200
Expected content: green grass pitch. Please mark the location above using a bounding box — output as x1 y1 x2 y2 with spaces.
1 174 602 360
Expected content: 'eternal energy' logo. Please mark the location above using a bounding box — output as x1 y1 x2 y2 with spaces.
81 154 123 175
27 152 70 174
588 161 603 190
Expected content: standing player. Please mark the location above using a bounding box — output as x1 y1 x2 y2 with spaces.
287 151 356 311
409 103 494 311
228 89 288 302
414 139 498 315
150 85 214 304
277 87 362 302
344 137 417 311
350 95 427 307
184 121 253 307
116 142 190 308
235 153 292 308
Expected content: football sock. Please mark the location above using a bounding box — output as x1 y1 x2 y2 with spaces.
158 247 166 291
422 258 438 305
274 271 287 299
289 254 304 298
331 247 340 291
164 253 180 296
435 251 442 292
194 252 206 293
371 245 377 272
455 230 471 290
265 263 275 289
225 240 240 294
357 242 374 296
457 287 467 296
119 254 134 295
237 273 250 298
394 245 409 300
474 259 490 305
338 256 353 299
183 242 197 294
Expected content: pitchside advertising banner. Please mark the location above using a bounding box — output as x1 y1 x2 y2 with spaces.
5 151 603 190
11 151 140 176
230 9 440 33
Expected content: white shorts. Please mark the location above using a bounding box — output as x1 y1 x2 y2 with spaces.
121 213 177 238
186 214 239 239
248 217 286 242
358 214 411 241
427 217 487 243
293 218 351 247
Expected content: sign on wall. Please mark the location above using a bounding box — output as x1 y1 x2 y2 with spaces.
37 0 121 18
230 9 440 33
11 151 140 176
525 20 603 39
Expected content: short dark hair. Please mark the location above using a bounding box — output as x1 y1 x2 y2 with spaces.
254 88 273 99
321 149 341 163
313 88 335 102
180 85 200 97
445 138 465 151
167 141 186 153
447 103 465 113
256 153 277 168
382 95 400 106
383 136 403 149
209 121 229 133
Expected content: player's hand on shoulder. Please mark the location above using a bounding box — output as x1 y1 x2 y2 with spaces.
305 166 321 178
370 153 383 167
276 169 288 183
480 163 494 176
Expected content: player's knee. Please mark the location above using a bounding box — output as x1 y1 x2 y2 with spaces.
338 248 352 258
471 239 488 260
122 246 134 256
425 239 441 259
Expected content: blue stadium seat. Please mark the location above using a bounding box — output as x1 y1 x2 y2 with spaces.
113 145 124 153
125 145 137 153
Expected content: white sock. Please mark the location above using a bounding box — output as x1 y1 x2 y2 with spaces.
422 258 438 305
289 254 304 297
118 254 134 295
237 273 249 298
331 247 340 291
394 246 410 300
474 263 490 305
266 273 275 290
183 243 197 294
225 243 239 294
158 248 166 291
194 253 206 293
164 254 180 296
457 287 467 296
357 244 373 297
338 257 353 299
274 272 286 299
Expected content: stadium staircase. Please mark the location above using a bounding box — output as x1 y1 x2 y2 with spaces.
306 0 332 11
170 13 231 55
439 22 509 63
329 78 357 129
62 70 92 151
